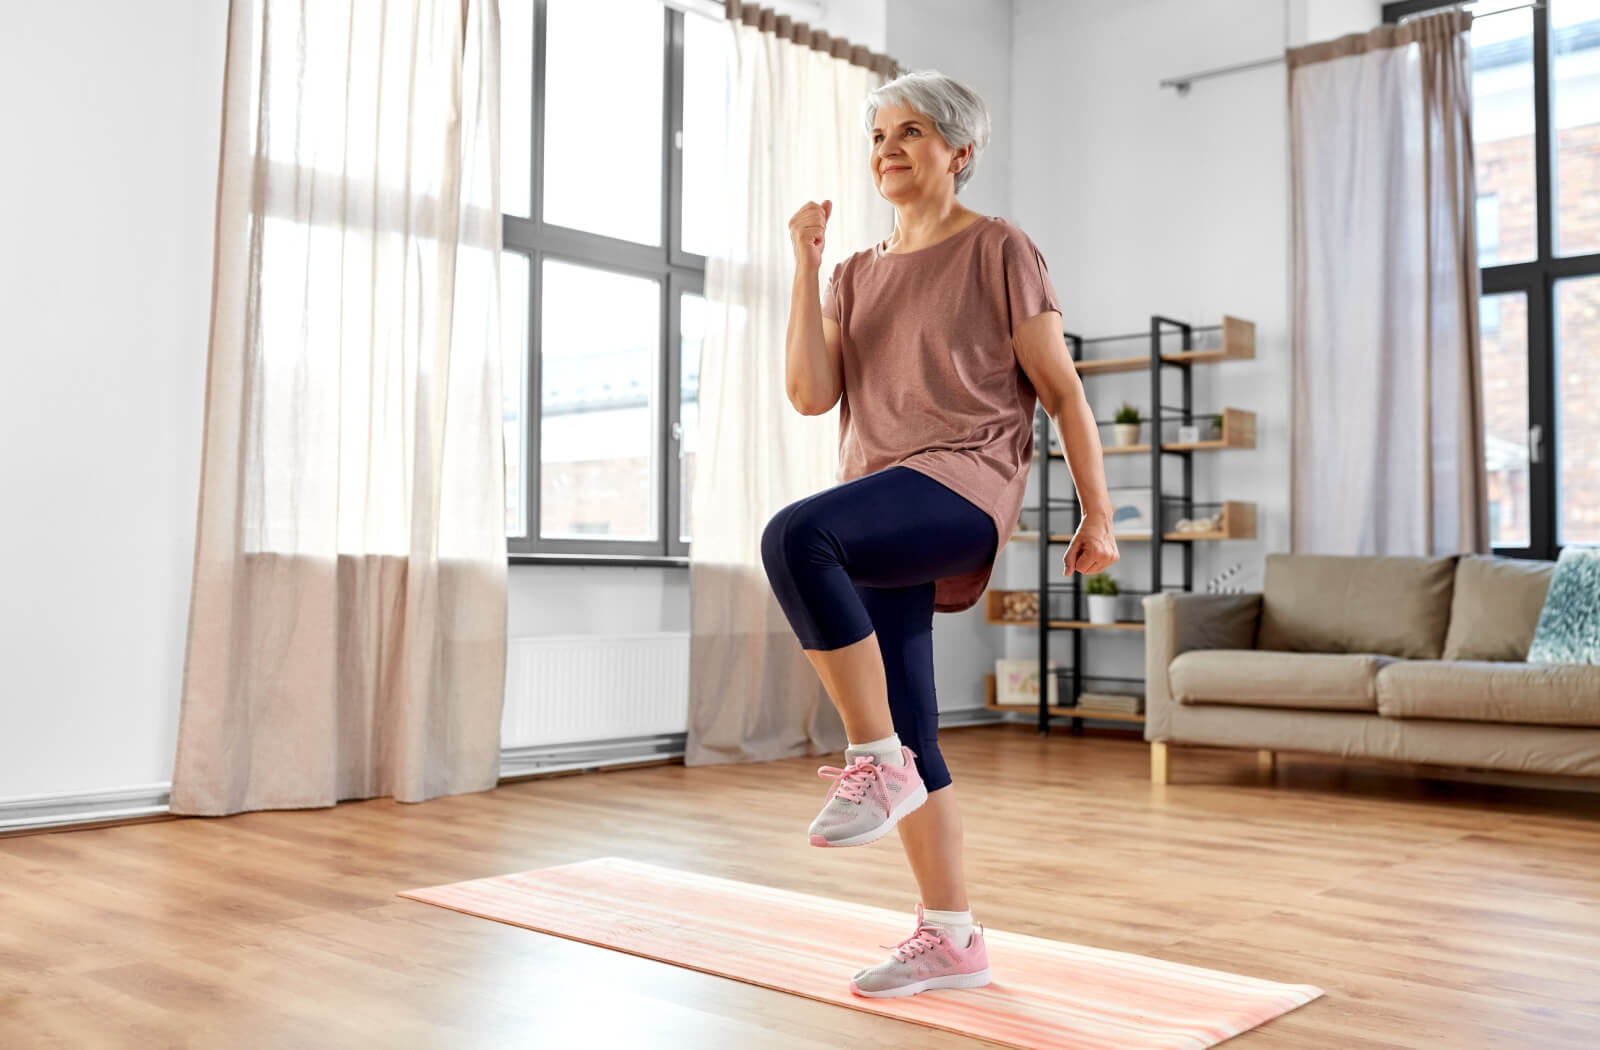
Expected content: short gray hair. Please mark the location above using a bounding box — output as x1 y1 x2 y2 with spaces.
862 71 991 194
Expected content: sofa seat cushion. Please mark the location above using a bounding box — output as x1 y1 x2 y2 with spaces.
1169 650 1395 711
1376 661 1600 727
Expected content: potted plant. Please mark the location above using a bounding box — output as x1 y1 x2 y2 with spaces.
1207 412 1224 440
1113 402 1141 447
1085 572 1119 625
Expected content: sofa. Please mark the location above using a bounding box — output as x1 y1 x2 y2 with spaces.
1141 553 1600 786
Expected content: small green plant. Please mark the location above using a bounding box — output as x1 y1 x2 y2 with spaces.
1114 402 1140 425
1085 572 1119 596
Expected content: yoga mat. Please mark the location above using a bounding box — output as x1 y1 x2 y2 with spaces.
400 856 1324 1050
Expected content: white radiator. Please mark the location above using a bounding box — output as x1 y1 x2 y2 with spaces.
503 633 691 748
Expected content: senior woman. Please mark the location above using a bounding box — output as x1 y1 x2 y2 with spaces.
760 71 1117 998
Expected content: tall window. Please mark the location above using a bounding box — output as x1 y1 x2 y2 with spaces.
501 0 731 558
1386 0 1600 557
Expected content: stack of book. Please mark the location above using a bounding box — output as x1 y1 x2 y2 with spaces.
1077 691 1144 714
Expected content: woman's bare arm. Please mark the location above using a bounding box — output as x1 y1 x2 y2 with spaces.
1014 309 1120 576
786 200 843 414
786 272 842 414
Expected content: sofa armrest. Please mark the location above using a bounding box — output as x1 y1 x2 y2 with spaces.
1142 592 1263 740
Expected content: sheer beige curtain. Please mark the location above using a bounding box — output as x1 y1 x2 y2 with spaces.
171 0 506 815
1288 9 1490 555
685 7 894 768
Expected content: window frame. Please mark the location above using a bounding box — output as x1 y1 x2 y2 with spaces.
505 0 704 566
1383 0 1600 559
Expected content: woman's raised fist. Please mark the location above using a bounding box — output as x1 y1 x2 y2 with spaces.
789 199 832 270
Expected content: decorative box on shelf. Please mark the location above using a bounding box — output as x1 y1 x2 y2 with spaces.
985 588 1146 627
994 657 1061 706
1160 500 1256 541
986 589 1040 623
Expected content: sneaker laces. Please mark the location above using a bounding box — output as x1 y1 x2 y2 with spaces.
880 925 945 962
815 755 883 805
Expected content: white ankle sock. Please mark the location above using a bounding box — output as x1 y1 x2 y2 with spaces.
845 732 905 766
921 906 974 949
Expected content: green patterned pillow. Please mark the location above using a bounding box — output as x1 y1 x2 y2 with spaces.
1525 547 1600 664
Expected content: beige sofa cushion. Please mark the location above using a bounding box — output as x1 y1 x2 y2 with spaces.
1255 553 1457 659
1441 554 1555 661
1169 649 1395 711
1377 661 1600 728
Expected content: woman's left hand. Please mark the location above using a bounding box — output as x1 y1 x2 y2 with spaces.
1063 513 1119 577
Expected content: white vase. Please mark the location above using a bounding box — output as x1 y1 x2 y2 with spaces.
1087 594 1118 625
1113 423 1141 447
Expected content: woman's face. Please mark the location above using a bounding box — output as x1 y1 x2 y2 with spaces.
869 101 969 206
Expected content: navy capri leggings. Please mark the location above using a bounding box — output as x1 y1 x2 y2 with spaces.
760 466 999 792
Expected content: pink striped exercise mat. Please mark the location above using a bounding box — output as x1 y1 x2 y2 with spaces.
400 856 1323 1049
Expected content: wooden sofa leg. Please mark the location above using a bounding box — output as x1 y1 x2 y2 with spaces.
1258 749 1276 779
1151 741 1168 785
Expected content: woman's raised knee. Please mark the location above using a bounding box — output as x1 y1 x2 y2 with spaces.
760 504 802 578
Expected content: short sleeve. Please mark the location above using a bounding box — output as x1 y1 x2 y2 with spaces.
1000 227 1062 336
821 260 844 325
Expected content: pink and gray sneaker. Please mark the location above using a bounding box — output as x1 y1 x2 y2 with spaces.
849 903 992 998
807 746 928 848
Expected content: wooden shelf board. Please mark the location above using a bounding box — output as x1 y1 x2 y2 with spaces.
985 617 1145 631
1072 349 1248 376
984 701 1146 724
1040 410 1256 460
1070 316 1255 377
1052 619 1145 631
1010 503 1256 543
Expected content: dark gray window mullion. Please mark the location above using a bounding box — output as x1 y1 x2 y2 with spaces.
660 4 679 556
1527 278 1555 557
666 273 684 555
528 0 548 551
527 246 543 552
1531 3 1556 558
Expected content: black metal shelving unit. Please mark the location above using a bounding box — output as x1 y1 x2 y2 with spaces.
997 314 1257 736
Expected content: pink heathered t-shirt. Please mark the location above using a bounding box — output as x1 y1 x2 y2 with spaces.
820 214 1063 613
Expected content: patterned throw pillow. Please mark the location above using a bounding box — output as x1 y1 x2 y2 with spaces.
1525 547 1600 664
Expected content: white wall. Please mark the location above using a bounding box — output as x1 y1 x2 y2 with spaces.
0 0 228 801
888 0 1014 221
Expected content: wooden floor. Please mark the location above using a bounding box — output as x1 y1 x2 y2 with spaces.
3 725 1600 1049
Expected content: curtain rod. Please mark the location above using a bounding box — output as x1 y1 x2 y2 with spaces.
1158 0 1543 95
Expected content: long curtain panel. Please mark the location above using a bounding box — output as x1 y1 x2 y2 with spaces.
685 9 893 768
1288 10 1490 556
170 0 506 815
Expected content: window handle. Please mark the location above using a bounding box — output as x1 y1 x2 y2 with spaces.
671 420 683 442
1529 423 1542 465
